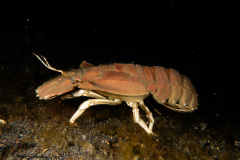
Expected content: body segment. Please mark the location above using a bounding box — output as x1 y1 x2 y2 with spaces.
136 65 198 112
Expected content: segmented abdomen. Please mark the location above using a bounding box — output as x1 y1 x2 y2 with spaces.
136 65 198 112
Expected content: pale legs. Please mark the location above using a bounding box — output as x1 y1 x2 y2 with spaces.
61 89 107 100
70 98 122 124
62 89 155 136
126 101 155 135
61 89 122 125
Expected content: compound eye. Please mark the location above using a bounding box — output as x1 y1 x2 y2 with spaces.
72 79 80 85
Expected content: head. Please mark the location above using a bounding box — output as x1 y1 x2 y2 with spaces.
33 53 82 100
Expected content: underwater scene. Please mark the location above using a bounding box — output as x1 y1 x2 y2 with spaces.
1 2 239 159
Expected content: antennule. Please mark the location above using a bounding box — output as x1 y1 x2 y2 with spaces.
32 53 64 74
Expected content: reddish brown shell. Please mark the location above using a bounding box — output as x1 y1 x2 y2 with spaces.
36 75 74 99
79 60 94 68
36 60 198 113
79 63 149 96
136 65 198 112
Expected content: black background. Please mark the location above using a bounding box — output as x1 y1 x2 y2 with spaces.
1 1 239 125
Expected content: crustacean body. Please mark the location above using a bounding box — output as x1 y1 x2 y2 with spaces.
33 53 198 136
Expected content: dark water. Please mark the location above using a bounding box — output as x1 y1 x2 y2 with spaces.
0 2 240 159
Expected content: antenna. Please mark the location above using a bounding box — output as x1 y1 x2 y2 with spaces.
32 53 65 75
